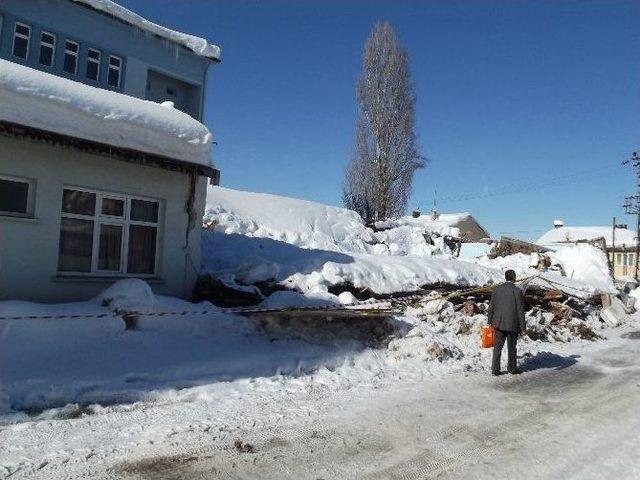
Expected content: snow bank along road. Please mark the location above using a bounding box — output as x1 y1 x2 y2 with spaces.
3 328 639 479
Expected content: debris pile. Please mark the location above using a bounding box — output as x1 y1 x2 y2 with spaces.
399 281 632 347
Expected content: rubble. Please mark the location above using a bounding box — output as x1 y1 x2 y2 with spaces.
425 341 463 362
234 441 255 454
599 295 631 327
489 236 551 259
460 300 479 317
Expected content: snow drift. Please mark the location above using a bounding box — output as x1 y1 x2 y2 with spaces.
204 186 378 253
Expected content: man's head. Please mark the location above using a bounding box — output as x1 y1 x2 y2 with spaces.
505 269 516 282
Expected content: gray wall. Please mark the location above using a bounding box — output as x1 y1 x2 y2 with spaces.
0 135 207 303
0 0 210 119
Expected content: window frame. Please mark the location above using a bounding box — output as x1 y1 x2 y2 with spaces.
63 39 79 75
58 186 161 277
108 54 122 88
12 22 31 59
39 30 56 67
0 174 36 218
626 253 635 267
86 47 101 81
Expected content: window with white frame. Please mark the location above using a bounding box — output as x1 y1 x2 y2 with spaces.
63 39 79 74
616 252 636 267
57 188 160 275
39 31 56 67
86 48 101 81
12 22 30 59
627 253 635 267
0 175 35 217
107 55 122 88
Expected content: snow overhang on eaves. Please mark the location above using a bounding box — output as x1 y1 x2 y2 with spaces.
0 59 213 169
70 0 221 62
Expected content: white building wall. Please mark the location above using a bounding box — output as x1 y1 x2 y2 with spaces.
0 135 207 302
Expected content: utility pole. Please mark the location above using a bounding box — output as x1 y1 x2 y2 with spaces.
623 151 640 280
612 216 628 249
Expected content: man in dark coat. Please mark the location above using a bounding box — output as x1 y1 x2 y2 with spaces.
487 269 526 375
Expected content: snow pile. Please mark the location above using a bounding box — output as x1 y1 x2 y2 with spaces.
0 59 212 167
95 278 156 312
202 187 614 300
468 244 616 297
0 280 365 414
375 213 471 238
374 225 454 256
204 186 379 254
537 226 636 248
549 244 616 293
204 187 461 258
202 226 503 298
71 0 221 60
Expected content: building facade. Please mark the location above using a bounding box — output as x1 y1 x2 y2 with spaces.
0 0 220 302
0 0 214 120
537 223 638 280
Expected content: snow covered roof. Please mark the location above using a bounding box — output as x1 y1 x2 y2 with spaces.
204 186 378 253
536 226 637 248
70 0 221 61
375 212 490 241
0 59 212 168
376 212 470 230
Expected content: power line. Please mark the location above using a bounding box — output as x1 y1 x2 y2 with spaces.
438 163 625 205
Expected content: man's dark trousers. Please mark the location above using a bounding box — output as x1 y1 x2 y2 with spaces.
492 329 518 374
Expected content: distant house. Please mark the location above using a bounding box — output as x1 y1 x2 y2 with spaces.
376 211 491 243
0 0 220 302
536 221 638 279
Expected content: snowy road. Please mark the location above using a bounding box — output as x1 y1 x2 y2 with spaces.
3 328 639 479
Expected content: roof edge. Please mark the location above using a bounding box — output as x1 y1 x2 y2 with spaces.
69 0 221 62
0 120 216 178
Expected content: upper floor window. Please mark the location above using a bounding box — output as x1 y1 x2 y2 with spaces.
108 55 122 88
63 40 79 74
86 48 101 81
0 175 35 218
12 22 30 59
39 31 56 67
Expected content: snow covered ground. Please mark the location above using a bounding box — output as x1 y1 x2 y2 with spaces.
1 186 630 478
1 293 638 478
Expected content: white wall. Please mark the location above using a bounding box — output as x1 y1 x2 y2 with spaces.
0 135 207 302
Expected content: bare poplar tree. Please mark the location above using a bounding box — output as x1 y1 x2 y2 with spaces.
343 21 424 223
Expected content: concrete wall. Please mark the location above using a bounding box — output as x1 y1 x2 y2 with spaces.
0 0 210 119
0 135 207 303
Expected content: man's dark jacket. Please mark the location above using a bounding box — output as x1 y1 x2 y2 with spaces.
487 282 526 333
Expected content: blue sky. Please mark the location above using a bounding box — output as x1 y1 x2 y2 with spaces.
121 0 639 240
